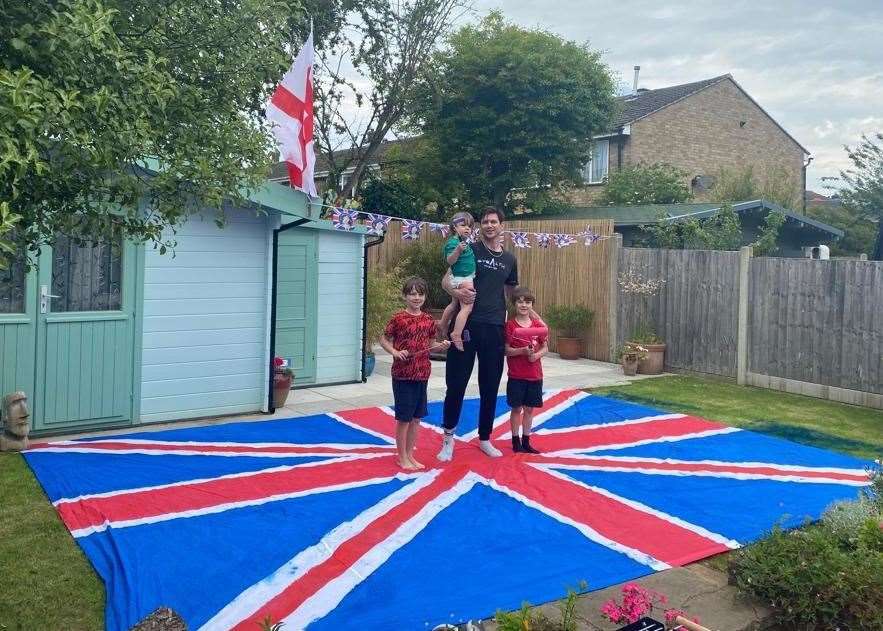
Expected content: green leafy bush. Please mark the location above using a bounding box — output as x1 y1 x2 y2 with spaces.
601 163 692 205
366 266 403 351
544 304 594 338
730 521 883 630
822 496 882 547
392 238 452 310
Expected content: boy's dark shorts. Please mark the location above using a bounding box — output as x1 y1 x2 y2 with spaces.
506 378 543 408
392 379 428 421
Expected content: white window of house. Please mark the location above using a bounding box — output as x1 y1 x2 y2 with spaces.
581 139 609 184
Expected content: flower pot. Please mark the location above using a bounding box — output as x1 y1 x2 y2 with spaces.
273 372 292 409
556 336 582 360
363 352 376 378
622 355 639 376
636 342 666 375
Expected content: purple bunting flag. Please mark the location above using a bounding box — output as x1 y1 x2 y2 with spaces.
429 223 450 238
331 208 359 231
365 213 392 236
535 232 551 248
554 233 575 248
582 227 600 246
509 231 530 248
401 219 423 241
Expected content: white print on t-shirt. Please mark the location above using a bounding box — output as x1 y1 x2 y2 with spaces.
476 257 508 271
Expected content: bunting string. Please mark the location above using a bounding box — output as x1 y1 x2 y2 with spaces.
315 199 610 249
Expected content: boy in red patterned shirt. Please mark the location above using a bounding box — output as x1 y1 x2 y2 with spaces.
380 277 450 470
504 287 548 454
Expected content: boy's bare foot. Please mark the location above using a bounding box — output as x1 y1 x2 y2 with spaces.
451 332 464 351
397 457 418 470
408 455 425 469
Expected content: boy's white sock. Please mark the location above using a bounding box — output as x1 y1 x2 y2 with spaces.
479 440 502 458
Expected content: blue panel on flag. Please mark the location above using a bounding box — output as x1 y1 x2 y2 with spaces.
538 395 668 431
423 396 510 437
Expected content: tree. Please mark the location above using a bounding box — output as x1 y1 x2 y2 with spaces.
829 132 883 260
1 0 305 264
805 202 877 257
600 163 692 205
640 205 742 251
410 12 617 211
312 0 464 200
709 164 800 211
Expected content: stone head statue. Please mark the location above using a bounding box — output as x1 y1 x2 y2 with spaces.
1 391 30 451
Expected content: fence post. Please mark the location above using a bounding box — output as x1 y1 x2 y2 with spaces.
736 246 753 385
608 233 622 362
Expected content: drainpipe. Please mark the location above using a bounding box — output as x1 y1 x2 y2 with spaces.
268 216 311 412
361 234 385 382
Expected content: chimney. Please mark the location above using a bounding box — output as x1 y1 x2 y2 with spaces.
632 65 641 94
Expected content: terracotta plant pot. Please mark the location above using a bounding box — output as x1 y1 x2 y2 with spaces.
621 356 639 376
273 372 292 408
557 336 582 360
636 342 666 375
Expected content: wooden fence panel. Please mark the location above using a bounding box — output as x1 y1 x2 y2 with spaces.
367 218 614 361
618 248 740 377
748 258 883 395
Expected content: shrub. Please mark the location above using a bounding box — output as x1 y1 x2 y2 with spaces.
822 496 882 547
391 237 451 310
730 523 883 630
544 304 594 338
365 266 404 351
601 163 693 205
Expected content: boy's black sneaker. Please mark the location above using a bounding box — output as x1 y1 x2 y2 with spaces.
511 436 522 452
520 435 540 454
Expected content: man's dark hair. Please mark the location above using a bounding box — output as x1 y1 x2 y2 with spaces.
510 286 535 305
402 276 428 296
480 206 505 223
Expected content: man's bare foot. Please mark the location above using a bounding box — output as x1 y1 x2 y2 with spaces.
451 332 464 351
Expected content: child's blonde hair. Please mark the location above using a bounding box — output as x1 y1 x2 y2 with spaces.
449 211 475 232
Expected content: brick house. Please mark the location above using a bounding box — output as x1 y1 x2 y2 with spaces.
569 73 810 210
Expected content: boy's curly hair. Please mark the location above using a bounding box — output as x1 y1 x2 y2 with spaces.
401 276 428 296
510 286 536 305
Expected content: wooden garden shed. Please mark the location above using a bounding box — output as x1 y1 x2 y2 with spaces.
0 179 367 434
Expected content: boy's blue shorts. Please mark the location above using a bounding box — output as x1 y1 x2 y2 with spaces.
392 379 428 421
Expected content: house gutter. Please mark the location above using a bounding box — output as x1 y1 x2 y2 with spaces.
361 234 385 382
268 216 312 412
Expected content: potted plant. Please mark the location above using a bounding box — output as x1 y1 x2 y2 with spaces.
365 265 404 376
618 267 667 375
629 324 665 375
272 357 294 408
545 304 595 360
616 343 648 376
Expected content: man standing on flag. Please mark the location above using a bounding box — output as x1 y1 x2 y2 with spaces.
267 29 318 198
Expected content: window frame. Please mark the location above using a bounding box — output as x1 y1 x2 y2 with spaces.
581 139 610 185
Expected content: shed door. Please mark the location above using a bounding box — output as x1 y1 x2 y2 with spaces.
32 236 138 432
276 230 318 385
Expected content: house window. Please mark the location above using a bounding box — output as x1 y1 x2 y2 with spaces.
581 139 609 184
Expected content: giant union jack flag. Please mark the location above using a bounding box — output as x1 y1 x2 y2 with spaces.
24 391 871 630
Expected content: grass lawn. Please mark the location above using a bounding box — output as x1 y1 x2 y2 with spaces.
0 453 104 630
0 375 879 627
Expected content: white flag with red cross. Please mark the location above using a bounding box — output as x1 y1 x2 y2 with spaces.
267 30 318 198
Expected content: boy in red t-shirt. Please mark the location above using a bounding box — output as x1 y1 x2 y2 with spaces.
504 287 548 453
380 277 451 470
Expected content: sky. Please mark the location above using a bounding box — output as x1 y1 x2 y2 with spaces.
462 0 883 193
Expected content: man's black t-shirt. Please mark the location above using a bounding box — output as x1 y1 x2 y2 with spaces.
468 240 518 326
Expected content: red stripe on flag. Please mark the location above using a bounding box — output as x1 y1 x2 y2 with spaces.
534 455 870 483
270 84 307 122
489 389 583 441
42 441 390 456
335 407 398 442
536 416 726 453
231 467 465 630
492 464 730 567
57 457 397 534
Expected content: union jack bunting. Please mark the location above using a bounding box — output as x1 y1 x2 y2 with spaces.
401 219 423 240
535 232 552 248
22 391 872 630
365 213 391 236
331 208 359 231
554 233 576 248
509 231 531 248
465 230 478 244
429 223 450 238
581 228 600 246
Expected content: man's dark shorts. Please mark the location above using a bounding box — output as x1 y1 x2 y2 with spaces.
392 379 428 421
506 378 543 408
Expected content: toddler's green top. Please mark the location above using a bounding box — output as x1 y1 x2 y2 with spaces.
444 235 476 277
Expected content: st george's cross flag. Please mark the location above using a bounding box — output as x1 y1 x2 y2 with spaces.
267 30 318 197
